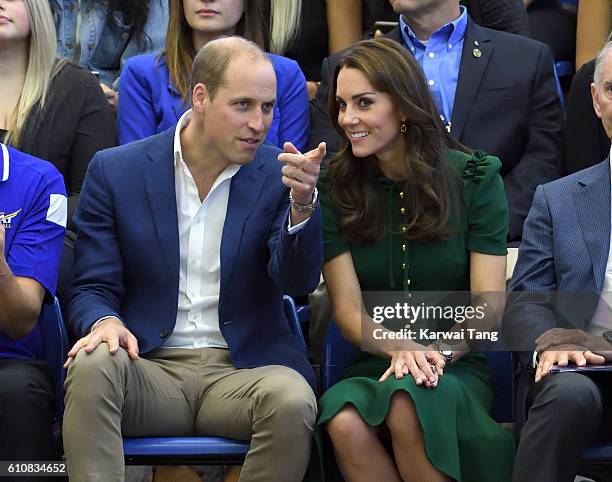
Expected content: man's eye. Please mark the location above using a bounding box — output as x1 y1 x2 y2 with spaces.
236 101 249 110
262 103 274 114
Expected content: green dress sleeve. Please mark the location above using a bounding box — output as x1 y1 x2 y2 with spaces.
461 150 509 255
318 170 351 262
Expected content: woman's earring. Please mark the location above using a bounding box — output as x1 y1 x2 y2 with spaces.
400 121 407 133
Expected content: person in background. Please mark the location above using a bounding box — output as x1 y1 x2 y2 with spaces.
118 0 309 151
0 142 67 481
575 0 611 70
565 29 612 174
49 0 169 110
309 37 514 482
506 40 612 482
310 0 563 243
0 0 116 310
523 0 576 64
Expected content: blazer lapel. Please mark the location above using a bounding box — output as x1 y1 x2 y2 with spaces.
451 19 492 139
573 159 611 293
220 157 267 297
142 130 180 277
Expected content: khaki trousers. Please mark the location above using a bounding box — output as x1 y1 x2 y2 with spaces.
63 346 316 482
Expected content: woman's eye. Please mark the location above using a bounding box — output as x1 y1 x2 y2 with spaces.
359 98 373 108
336 100 346 110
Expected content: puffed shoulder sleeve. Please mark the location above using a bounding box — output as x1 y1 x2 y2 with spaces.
318 170 350 262
461 150 508 255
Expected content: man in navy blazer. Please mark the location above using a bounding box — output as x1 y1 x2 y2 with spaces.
505 41 612 482
62 37 324 482
309 0 564 242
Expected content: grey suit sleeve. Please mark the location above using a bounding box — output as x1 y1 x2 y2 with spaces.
504 185 558 366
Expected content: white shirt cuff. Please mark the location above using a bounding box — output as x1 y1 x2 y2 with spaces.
91 315 123 332
532 350 539 368
287 216 310 234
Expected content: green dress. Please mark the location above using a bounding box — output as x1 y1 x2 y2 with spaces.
310 149 516 482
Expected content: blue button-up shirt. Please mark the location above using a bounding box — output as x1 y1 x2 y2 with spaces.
400 7 468 129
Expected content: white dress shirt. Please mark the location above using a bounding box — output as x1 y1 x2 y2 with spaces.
163 111 239 349
161 110 309 349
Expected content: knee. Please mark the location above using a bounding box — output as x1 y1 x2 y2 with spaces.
0 375 50 415
258 370 317 429
65 346 129 394
535 373 602 423
326 405 368 443
385 391 422 442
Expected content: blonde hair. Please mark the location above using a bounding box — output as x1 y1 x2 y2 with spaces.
269 0 302 55
5 0 65 147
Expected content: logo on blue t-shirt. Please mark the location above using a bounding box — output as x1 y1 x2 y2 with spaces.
0 209 20 229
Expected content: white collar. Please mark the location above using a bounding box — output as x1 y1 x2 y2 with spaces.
1 143 9 182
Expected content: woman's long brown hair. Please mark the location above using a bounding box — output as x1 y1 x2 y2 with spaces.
163 0 268 103
326 38 470 244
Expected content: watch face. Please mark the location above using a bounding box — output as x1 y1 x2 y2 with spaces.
440 350 453 356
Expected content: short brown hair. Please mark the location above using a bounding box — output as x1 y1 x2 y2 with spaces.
190 37 270 101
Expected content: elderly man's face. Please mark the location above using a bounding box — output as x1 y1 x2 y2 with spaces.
200 54 276 166
592 52 612 140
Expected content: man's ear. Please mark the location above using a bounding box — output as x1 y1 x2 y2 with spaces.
592 82 603 120
192 83 209 114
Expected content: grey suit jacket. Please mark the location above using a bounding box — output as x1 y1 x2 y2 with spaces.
505 158 611 367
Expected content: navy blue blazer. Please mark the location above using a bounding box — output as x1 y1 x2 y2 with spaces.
309 18 564 242
506 158 611 368
68 128 322 388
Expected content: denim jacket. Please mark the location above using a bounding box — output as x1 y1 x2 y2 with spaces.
49 0 169 88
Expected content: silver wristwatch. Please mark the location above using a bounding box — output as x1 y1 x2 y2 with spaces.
437 341 454 364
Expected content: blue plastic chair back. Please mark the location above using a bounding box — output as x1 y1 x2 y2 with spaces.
553 61 567 111
39 297 68 421
283 295 308 354
321 317 358 392
484 351 515 423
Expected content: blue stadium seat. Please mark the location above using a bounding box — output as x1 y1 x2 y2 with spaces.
321 316 358 392
39 297 69 421
123 295 308 465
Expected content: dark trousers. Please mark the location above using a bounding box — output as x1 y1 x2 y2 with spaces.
513 371 611 482
0 359 62 482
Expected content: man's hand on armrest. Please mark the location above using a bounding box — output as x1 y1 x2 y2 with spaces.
64 316 139 368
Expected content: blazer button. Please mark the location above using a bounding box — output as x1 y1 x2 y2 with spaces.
160 328 168 338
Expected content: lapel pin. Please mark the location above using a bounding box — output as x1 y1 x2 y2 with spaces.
473 48 482 58
474 40 479 46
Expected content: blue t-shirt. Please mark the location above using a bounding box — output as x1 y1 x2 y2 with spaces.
0 144 67 360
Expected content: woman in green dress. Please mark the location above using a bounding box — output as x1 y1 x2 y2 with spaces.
314 38 516 482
